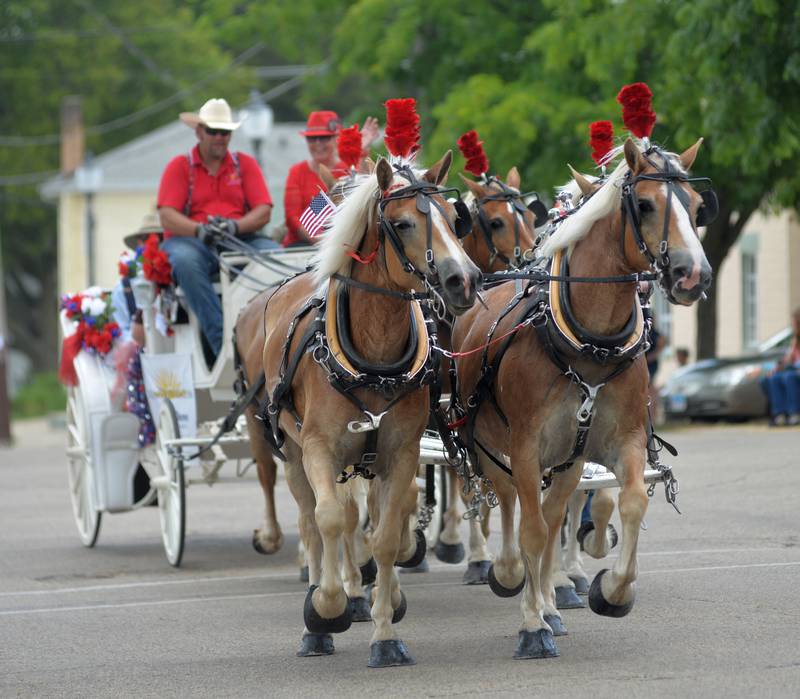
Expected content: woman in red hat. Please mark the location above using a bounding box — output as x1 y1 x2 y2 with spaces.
282 110 379 247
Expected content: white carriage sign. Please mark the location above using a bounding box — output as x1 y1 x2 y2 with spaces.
141 353 196 439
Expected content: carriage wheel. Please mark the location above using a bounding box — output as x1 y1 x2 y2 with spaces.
155 399 186 567
65 387 102 547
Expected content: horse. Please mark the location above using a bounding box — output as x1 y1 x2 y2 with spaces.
236 151 480 667
432 168 541 581
449 137 713 659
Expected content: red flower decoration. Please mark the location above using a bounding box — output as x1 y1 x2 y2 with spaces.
142 234 172 287
457 130 489 177
383 98 420 159
617 82 656 139
589 121 615 166
337 125 363 171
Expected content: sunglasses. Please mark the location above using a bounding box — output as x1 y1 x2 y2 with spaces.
204 127 232 137
306 135 335 143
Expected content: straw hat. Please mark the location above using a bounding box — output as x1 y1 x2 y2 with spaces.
300 110 341 137
179 98 241 131
124 213 163 250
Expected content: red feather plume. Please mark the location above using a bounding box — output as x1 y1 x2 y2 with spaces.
337 125 362 171
589 121 614 166
457 130 489 177
617 82 656 139
383 98 420 159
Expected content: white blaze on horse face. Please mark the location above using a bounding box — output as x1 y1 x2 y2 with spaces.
661 183 707 290
430 203 468 262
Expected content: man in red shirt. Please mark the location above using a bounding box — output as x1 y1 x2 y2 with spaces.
157 98 277 358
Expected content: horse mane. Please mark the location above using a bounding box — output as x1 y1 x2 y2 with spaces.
540 142 685 257
313 167 425 282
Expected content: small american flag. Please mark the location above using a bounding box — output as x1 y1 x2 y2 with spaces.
299 190 336 238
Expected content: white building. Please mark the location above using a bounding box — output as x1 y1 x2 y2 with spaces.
41 118 309 293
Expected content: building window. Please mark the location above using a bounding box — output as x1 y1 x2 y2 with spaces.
651 286 672 344
741 251 758 349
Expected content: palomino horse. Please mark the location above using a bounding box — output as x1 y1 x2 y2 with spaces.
434 168 541 580
450 137 713 659
237 152 480 666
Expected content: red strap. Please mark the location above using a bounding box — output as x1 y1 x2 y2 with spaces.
446 322 527 359
346 238 380 264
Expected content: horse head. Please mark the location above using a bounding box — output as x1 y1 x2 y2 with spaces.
459 167 538 271
619 137 714 305
374 152 481 315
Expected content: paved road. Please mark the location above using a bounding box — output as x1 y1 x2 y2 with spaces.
1 419 799 698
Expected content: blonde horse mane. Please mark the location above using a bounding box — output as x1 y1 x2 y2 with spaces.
540 142 685 257
313 167 427 282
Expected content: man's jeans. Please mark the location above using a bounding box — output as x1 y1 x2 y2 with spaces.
161 234 279 356
760 368 800 417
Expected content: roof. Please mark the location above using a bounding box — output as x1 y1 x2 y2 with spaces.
40 119 309 200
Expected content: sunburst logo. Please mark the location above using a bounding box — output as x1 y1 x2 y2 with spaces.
154 370 188 399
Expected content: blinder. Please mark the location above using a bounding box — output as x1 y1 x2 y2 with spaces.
696 188 719 227
453 198 472 239
527 198 549 228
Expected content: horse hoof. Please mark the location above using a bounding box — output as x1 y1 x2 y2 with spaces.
555 585 586 609
359 558 377 586
368 640 416 668
395 529 427 568
434 540 465 564
303 585 352 634
398 557 429 574
569 575 590 595
299 566 309 583
513 629 559 659
297 632 334 657
251 530 282 555
392 590 408 624
543 614 567 636
349 596 372 622
588 569 635 618
487 564 524 598
462 560 492 585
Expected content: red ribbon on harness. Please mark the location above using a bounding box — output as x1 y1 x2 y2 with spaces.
346 238 380 264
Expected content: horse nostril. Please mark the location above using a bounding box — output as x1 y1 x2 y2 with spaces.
473 269 483 290
444 273 465 295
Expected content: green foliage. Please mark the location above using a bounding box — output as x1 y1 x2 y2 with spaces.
11 372 66 419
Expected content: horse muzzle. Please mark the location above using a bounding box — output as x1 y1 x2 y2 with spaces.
437 258 482 315
665 250 712 305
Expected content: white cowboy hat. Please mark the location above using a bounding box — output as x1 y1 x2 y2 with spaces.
123 212 163 250
179 98 241 131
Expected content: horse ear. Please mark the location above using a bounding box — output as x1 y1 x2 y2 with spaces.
423 150 453 185
567 164 595 197
459 172 486 199
623 137 644 174
376 157 393 191
361 156 375 175
505 166 520 189
318 164 336 191
679 137 704 171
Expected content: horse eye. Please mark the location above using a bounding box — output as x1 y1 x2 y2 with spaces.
490 218 504 230
638 199 655 214
393 220 413 232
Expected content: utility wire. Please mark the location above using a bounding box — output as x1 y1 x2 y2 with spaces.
0 25 186 43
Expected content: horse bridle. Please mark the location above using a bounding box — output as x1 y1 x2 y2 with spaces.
472 177 547 269
621 146 718 296
376 164 472 294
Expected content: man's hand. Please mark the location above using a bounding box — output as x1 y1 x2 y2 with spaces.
196 223 219 246
360 116 380 151
209 216 239 237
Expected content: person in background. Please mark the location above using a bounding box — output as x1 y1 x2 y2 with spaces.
157 98 276 358
282 111 379 248
675 347 690 367
760 307 800 426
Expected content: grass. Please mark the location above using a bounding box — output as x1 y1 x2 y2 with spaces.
11 372 66 420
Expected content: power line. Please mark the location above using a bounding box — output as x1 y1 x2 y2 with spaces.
0 43 271 147
0 25 186 44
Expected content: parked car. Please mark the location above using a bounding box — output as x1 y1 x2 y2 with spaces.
661 328 793 421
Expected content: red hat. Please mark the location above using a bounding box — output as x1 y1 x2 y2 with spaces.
300 110 341 137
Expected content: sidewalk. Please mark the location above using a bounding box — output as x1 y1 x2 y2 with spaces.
3 413 66 450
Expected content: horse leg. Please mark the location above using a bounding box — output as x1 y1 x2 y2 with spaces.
367 448 419 667
435 469 466 564
299 442 352 638
588 444 648 617
487 471 524 597
540 465 586 633
563 490 590 593
245 409 284 555
341 484 371 622
512 443 559 660
580 486 618 559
